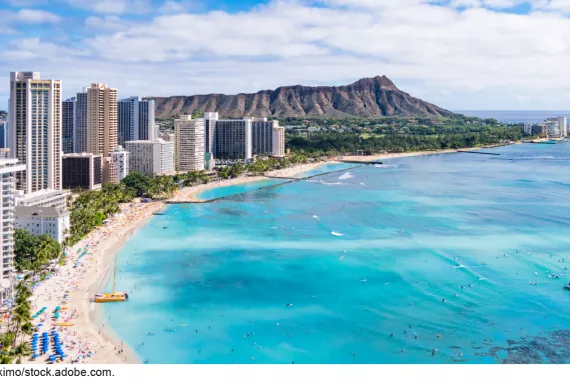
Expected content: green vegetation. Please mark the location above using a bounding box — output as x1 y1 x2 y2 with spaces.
0 280 34 364
284 116 522 155
14 230 61 274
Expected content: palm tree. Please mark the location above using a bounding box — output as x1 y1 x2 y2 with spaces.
12 342 31 364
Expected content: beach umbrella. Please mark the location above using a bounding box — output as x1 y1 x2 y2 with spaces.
32 354 39 359
38 324 43 327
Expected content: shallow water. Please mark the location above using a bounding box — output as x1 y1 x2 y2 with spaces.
104 143 570 364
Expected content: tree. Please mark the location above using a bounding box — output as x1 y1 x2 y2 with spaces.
14 230 61 274
122 172 152 198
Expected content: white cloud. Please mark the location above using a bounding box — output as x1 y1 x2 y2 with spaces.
3 0 570 110
15 9 61 23
159 0 201 14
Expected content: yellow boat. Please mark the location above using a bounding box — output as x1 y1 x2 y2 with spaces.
93 254 129 304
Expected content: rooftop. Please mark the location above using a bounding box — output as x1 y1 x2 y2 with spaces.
15 206 70 218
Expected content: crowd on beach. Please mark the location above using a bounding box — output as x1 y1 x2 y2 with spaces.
21 200 163 364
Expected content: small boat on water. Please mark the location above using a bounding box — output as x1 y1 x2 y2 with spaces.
564 283 570 291
331 231 343 237
153 211 166 216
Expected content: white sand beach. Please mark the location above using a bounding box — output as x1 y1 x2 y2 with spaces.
24 201 163 364
169 161 333 203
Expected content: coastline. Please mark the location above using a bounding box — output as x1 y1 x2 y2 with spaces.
169 161 335 203
23 143 512 364
25 201 163 364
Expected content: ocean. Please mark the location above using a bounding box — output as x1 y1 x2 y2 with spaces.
102 142 570 364
456 110 570 123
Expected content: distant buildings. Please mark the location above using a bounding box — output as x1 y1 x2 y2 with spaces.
118 97 155 146
109 145 129 184
0 119 8 149
75 91 88 153
62 153 103 191
252 118 277 156
62 98 76 154
174 115 205 171
125 139 174 177
14 206 70 244
213 119 252 161
86 83 118 183
272 126 285 157
204 112 218 154
0 158 26 288
9 72 62 195
546 116 567 137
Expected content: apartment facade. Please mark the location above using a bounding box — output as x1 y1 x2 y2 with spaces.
87 83 118 157
62 153 103 191
204 112 218 154
109 145 129 184
251 118 279 156
14 206 70 244
118 97 155 146
0 159 25 289
74 91 88 153
125 139 174 177
272 126 286 157
62 97 75 154
174 116 205 171
9 71 62 194
213 119 252 160
14 189 67 211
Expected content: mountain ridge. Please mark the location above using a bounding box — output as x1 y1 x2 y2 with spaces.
151 76 456 119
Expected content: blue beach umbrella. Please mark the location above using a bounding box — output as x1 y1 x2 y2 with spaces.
32 354 39 359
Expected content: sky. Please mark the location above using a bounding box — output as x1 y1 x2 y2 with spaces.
1 0 570 111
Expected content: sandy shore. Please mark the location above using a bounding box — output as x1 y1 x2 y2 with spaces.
169 161 332 203
336 146 505 162
24 200 164 364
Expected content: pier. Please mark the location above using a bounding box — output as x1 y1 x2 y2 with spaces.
167 165 363 204
457 150 501 156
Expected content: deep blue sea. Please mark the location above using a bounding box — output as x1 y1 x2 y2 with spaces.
456 110 570 123
103 143 570 364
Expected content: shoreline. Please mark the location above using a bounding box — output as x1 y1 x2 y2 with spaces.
25 201 163 364
169 161 335 203
23 143 512 364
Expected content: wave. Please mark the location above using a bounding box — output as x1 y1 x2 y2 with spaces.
331 231 344 237
339 172 353 180
322 182 344 186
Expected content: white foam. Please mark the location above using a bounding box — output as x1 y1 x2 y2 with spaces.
331 231 343 237
339 172 353 180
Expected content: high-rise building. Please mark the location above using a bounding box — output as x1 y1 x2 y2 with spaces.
14 207 70 244
62 153 103 191
125 139 174 177
62 97 76 154
87 83 118 158
118 97 156 145
272 126 285 157
546 117 567 137
9 72 62 194
251 118 279 156
0 158 25 292
74 90 88 153
109 145 129 184
174 115 205 172
213 119 252 161
0 119 7 149
204 112 218 154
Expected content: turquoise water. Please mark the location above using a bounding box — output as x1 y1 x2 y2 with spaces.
197 179 288 201
103 143 570 364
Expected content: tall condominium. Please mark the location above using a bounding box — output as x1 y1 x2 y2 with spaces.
251 118 279 156
204 112 218 154
74 90 87 153
9 72 62 194
109 145 129 184
62 153 103 191
0 119 7 149
174 115 205 171
87 83 118 157
125 139 174 177
272 126 285 157
62 97 76 154
0 159 25 291
213 119 252 160
546 116 567 137
118 97 156 145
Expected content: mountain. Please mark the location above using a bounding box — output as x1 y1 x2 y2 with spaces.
151 76 455 119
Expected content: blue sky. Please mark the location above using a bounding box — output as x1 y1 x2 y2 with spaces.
2 0 570 110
